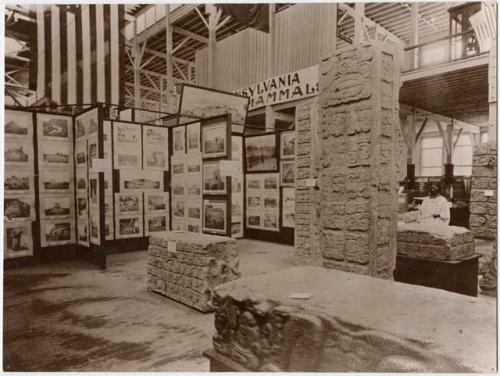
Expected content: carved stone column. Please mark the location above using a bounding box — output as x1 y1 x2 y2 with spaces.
317 42 401 279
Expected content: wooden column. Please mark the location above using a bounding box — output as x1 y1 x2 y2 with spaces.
133 19 141 108
265 4 277 130
206 5 218 88
410 3 419 69
488 38 496 141
354 3 365 44
165 5 175 113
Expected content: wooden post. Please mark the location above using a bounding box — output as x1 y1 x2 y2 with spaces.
165 5 175 113
265 4 277 130
410 3 419 69
488 37 496 141
207 5 217 88
354 3 365 44
133 19 141 108
446 120 454 164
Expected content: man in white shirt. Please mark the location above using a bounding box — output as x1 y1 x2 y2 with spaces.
419 184 450 225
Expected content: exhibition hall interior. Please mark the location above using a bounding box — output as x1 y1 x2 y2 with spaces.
3 2 498 372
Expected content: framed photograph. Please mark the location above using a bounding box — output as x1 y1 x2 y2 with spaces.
202 122 227 159
41 220 75 247
186 179 202 197
203 199 227 235
263 195 279 210
41 142 72 167
172 200 186 219
263 173 279 190
145 192 169 213
232 136 243 163
37 114 72 142
172 180 185 197
187 161 202 174
5 169 34 195
75 107 98 139
88 140 98 168
146 214 168 235
89 175 99 206
116 193 142 215
173 126 186 154
104 196 113 216
116 216 143 239
75 118 87 139
90 212 101 244
280 161 296 187
40 170 71 193
120 170 163 191
187 122 201 152
4 196 35 221
179 84 249 125
5 221 33 258
5 109 33 139
231 200 243 221
203 161 226 194
144 149 167 170
76 167 87 191
246 213 261 229
5 141 33 167
187 201 202 220
77 196 88 218
232 175 243 193
280 131 296 159
263 213 279 232
114 122 140 145
143 126 168 146
245 134 278 172
105 216 114 241
41 195 72 218
88 115 98 135
172 162 185 175
246 176 261 190
247 194 262 210
75 142 87 166
77 220 89 246
187 222 201 233
116 152 140 170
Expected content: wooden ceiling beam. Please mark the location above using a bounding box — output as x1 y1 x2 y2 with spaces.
173 26 208 44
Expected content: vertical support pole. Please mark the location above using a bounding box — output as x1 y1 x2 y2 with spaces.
133 19 141 108
165 4 175 113
446 120 454 164
354 3 365 44
159 78 164 113
265 4 277 130
488 37 497 141
331 3 338 53
410 3 419 69
207 5 217 88
407 110 416 164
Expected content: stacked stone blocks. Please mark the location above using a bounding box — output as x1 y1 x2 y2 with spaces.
316 43 401 279
469 142 496 240
397 223 475 261
147 231 240 312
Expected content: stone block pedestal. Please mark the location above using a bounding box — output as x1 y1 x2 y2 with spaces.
207 266 496 372
147 231 240 312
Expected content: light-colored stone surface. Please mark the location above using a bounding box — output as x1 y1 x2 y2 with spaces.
397 223 475 261
314 42 401 279
214 266 496 372
147 231 240 312
469 142 496 240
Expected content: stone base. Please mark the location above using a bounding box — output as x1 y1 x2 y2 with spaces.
210 266 496 372
394 253 480 296
147 231 240 312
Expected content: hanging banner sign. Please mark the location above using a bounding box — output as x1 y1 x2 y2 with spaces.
235 65 319 111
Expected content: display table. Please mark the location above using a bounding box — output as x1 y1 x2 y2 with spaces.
146 231 240 312
394 253 480 296
205 266 496 372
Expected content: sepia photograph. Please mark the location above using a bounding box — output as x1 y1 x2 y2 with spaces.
203 199 227 234
173 126 186 154
39 114 71 141
187 121 201 152
4 222 33 258
203 161 226 194
280 160 296 186
202 122 227 159
180 84 249 125
41 196 72 218
245 134 278 172
5 109 32 139
4 196 34 221
280 131 296 159
2 2 498 374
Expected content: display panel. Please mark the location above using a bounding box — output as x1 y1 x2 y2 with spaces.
203 199 227 235
245 134 278 172
202 121 228 159
245 173 280 232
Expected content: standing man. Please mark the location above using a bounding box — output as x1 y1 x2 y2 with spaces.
419 183 451 225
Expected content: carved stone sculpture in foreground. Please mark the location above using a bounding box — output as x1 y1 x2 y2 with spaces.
479 243 497 296
147 231 240 312
397 223 475 261
208 266 496 372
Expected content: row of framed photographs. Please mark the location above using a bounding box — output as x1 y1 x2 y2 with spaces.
244 131 295 173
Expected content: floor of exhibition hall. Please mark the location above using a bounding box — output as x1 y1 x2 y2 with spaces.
3 238 495 372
